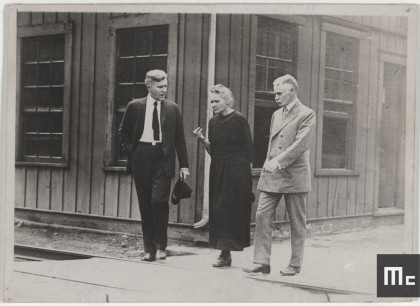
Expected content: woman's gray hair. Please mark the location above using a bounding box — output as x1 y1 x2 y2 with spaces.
210 84 235 107
145 69 167 86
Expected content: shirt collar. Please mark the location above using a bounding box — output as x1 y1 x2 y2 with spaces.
147 94 162 105
284 98 299 112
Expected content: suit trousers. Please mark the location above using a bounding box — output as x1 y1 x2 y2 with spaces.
253 191 307 267
131 144 171 254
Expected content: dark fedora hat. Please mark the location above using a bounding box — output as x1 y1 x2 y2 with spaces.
171 178 193 205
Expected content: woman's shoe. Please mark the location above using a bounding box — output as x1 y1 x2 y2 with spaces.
212 256 232 267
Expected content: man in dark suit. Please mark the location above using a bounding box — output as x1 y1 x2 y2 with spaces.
119 69 189 262
243 75 316 276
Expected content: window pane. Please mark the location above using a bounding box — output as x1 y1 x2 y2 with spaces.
23 113 38 132
152 26 168 54
117 58 134 83
50 135 62 157
116 85 134 108
38 37 51 61
119 31 135 57
37 88 51 108
151 56 167 72
134 84 148 99
253 104 276 168
135 30 152 56
255 64 267 91
50 113 63 133
23 88 37 108
322 117 348 168
51 36 65 60
24 135 38 156
24 38 38 62
23 64 37 86
37 135 51 157
50 87 64 108
38 113 51 132
37 63 51 86
134 57 150 83
51 63 64 85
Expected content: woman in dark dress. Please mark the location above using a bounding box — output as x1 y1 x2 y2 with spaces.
193 84 254 268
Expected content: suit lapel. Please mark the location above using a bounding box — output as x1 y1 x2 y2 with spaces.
271 100 302 139
160 99 167 126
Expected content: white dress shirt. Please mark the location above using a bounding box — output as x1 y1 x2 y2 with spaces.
140 94 162 143
282 98 299 118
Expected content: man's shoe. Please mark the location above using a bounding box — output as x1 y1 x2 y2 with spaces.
212 256 232 268
141 253 156 262
242 264 271 274
156 250 167 260
280 265 301 276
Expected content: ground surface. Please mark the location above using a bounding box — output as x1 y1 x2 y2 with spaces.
14 220 199 259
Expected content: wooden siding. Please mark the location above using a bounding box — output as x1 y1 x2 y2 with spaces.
15 12 210 225
15 13 407 228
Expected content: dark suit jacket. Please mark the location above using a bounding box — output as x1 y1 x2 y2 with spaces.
118 97 189 177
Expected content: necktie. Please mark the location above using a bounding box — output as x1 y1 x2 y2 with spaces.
152 101 159 141
282 106 287 118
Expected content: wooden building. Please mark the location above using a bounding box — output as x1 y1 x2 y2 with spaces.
14 12 408 241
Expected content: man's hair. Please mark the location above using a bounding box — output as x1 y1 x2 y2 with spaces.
209 84 235 107
145 69 167 86
273 74 298 92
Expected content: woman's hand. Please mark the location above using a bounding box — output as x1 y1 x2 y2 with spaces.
193 127 205 140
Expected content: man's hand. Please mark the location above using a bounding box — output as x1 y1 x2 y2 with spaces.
263 159 279 173
180 168 190 181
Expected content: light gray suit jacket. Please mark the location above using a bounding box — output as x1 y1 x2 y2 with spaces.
257 99 316 193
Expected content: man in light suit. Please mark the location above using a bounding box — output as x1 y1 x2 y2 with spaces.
243 74 316 275
118 70 189 262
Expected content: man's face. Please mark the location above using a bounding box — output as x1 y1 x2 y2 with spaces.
147 78 168 101
274 83 295 108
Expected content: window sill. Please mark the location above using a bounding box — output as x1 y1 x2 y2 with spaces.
102 166 126 173
15 161 69 168
315 169 360 177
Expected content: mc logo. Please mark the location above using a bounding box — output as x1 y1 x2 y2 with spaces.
384 267 416 286
377 255 420 297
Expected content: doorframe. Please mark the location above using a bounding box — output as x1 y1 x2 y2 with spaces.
373 51 406 215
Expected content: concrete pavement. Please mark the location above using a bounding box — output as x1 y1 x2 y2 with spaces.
6 224 410 303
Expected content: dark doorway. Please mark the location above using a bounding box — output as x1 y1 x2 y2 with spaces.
378 63 406 209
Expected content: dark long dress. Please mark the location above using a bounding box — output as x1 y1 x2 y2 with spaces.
208 110 253 251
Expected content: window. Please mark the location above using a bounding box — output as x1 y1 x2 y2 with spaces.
17 22 72 166
321 32 359 169
253 17 298 168
114 25 169 165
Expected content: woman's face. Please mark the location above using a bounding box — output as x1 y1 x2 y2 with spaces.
209 92 228 114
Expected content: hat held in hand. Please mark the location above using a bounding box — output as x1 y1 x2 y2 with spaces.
171 178 193 205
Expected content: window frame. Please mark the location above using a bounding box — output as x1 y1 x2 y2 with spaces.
251 15 299 170
103 14 179 171
15 21 73 168
315 22 369 176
